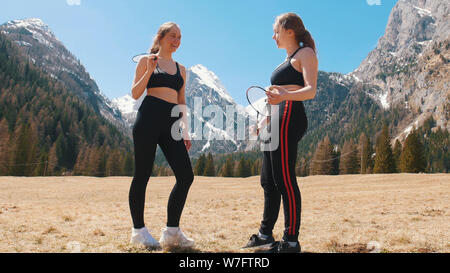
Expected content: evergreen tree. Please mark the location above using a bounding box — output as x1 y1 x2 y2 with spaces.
297 157 308 177
366 137 375 174
48 142 58 176
331 146 341 175
339 139 359 174
55 133 67 168
204 153 215 177
393 139 402 172
237 157 252 177
151 165 160 177
11 123 38 176
373 124 396 174
310 136 334 175
122 152 134 177
158 166 172 176
338 141 349 174
247 159 253 176
97 145 108 177
0 118 11 175
73 147 86 176
33 153 48 176
358 133 373 174
252 158 262 176
400 129 426 173
106 149 122 176
87 146 100 176
221 156 234 177
194 154 206 176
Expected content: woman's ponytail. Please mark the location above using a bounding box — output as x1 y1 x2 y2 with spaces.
275 13 316 53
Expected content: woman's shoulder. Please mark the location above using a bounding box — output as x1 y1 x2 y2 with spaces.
177 62 187 75
291 47 317 66
294 47 316 59
291 47 317 70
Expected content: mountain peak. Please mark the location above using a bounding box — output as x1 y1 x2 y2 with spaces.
352 0 449 80
5 18 50 32
1 17 59 48
350 0 449 131
189 64 234 103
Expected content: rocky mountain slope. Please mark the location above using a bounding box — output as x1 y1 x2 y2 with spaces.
351 0 449 140
0 18 130 134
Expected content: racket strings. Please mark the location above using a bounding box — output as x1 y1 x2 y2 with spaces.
246 86 271 117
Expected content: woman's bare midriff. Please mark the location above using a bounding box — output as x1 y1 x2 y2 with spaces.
146 87 179 104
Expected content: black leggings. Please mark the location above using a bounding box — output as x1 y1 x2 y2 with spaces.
259 100 307 242
129 95 194 229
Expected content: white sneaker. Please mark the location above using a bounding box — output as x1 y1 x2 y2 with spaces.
130 227 161 249
159 227 194 248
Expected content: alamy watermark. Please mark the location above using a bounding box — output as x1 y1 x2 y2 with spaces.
170 97 280 151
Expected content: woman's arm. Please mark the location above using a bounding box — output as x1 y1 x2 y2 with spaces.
131 55 158 100
285 48 318 101
177 64 192 150
267 48 318 104
177 64 189 131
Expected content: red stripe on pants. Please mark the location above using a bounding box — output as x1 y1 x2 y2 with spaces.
280 101 293 235
284 101 296 235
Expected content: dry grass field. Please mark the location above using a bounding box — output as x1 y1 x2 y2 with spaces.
0 174 448 253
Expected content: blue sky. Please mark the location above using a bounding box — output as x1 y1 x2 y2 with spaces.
1 0 397 105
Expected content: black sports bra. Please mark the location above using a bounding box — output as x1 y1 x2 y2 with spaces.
147 62 184 93
270 47 305 87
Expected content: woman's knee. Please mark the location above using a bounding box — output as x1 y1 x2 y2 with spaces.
131 170 152 186
272 178 291 196
176 169 194 188
185 170 194 186
261 177 277 192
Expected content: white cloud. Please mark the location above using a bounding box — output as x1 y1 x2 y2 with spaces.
66 0 81 6
367 0 382 5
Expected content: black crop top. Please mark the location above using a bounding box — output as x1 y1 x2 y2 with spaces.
270 47 305 87
147 62 184 92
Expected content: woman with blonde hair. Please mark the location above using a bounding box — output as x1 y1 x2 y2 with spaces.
129 22 194 249
244 13 318 253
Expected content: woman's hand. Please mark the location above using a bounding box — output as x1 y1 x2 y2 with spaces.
182 126 192 151
250 116 269 137
266 85 288 105
146 54 159 73
183 138 192 151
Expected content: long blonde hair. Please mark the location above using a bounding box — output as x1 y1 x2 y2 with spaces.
275 13 316 53
149 22 179 54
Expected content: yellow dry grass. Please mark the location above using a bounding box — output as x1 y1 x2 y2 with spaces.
0 174 448 253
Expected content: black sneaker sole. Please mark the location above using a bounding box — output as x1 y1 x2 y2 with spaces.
242 242 274 250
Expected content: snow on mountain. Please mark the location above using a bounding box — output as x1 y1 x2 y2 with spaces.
5 18 48 30
112 64 256 155
2 18 58 48
111 94 144 128
190 64 234 104
350 0 449 131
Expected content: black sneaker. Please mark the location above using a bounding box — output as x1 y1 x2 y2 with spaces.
242 234 275 249
266 240 301 253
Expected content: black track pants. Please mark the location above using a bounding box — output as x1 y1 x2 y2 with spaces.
259 100 307 242
129 95 194 229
